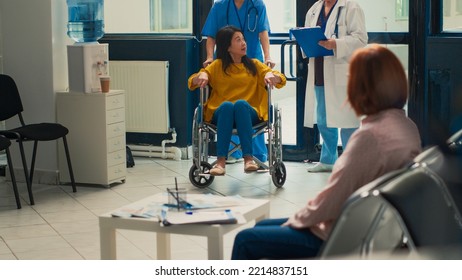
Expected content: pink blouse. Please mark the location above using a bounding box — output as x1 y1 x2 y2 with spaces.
284 109 422 240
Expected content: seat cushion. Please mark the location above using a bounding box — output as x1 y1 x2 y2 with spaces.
0 136 11 150
9 123 69 141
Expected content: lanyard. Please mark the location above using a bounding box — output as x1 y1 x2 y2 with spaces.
317 3 342 38
318 2 337 33
233 0 249 33
334 7 342 38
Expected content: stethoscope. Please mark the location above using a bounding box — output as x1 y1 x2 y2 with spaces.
310 4 342 38
226 0 258 33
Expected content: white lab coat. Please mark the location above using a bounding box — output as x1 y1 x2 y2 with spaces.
303 0 368 128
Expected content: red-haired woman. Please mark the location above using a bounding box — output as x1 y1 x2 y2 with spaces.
231 44 422 260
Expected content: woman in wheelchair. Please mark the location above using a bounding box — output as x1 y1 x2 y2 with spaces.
188 25 286 176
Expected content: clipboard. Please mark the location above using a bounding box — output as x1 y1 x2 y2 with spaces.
290 27 334 58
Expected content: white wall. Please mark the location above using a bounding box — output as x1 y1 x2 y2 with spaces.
0 0 70 182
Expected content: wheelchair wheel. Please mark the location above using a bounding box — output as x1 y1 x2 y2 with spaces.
189 161 214 188
271 161 286 188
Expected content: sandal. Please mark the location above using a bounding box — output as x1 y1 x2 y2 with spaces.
210 164 226 176
244 161 259 173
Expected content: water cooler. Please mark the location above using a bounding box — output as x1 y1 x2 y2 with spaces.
66 0 108 93
68 43 108 93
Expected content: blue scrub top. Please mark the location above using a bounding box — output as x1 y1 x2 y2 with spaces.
202 0 271 62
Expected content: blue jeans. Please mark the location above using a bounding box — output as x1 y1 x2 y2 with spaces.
231 218 324 260
211 100 260 158
315 86 356 164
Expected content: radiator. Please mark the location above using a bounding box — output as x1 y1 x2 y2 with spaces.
110 60 170 134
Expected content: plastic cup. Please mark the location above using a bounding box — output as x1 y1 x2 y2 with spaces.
100 76 110 93
167 188 187 211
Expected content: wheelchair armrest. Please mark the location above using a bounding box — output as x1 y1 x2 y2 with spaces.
200 85 210 106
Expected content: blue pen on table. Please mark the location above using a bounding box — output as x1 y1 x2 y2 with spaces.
184 209 232 220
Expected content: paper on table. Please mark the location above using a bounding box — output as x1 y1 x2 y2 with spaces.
185 194 249 209
111 194 248 219
161 209 245 226
111 202 162 219
290 26 334 58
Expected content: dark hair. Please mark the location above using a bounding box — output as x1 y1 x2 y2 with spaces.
215 25 257 76
347 44 408 116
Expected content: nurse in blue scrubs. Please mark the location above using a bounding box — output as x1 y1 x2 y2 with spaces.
202 0 274 164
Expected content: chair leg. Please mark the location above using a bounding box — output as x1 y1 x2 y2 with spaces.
18 140 34 205
29 141 38 185
5 148 21 209
62 136 76 193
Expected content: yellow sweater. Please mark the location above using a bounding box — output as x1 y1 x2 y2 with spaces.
188 59 286 122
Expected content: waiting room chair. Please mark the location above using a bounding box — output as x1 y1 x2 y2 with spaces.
319 168 409 259
379 163 462 251
383 130 462 251
320 136 462 259
0 135 21 209
414 129 462 215
0 74 76 205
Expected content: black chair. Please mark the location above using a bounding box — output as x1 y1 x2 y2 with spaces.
385 131 462 251
0 74 76 205
0 135 21 209
380 163 462 250
416 129 462 216
320 141 462 259
319 168 409 259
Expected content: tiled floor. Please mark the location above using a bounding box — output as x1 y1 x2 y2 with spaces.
0 156 329 260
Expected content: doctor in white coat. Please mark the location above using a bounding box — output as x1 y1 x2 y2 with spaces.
304 0 367 172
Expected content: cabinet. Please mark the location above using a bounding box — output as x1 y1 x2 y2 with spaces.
57 90 126 186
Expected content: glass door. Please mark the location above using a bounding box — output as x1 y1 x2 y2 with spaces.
267 0 413 161
265 0 318 161
266 0 297 145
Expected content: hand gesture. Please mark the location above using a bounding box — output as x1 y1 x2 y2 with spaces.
265 59 276 69
264 72 280 89
194 72 209 88
203 58 213 68
318 38 336 50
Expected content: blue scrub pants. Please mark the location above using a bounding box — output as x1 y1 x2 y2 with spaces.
211 100 260 159
231 218 324 260
315 86 356 164
229 133 267 162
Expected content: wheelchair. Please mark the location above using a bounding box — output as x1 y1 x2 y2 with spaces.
188 86 287 188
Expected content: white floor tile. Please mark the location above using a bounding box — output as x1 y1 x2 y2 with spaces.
0 224 57 240
5 235 72 253
15 247 83 260
0 156 327 260
0 253 17 260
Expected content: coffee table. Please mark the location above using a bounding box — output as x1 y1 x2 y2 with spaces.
99 193 270 260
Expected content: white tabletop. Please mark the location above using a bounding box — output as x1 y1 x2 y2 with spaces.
99 193 270 260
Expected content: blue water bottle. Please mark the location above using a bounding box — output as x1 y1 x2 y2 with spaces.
66 0 105 43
